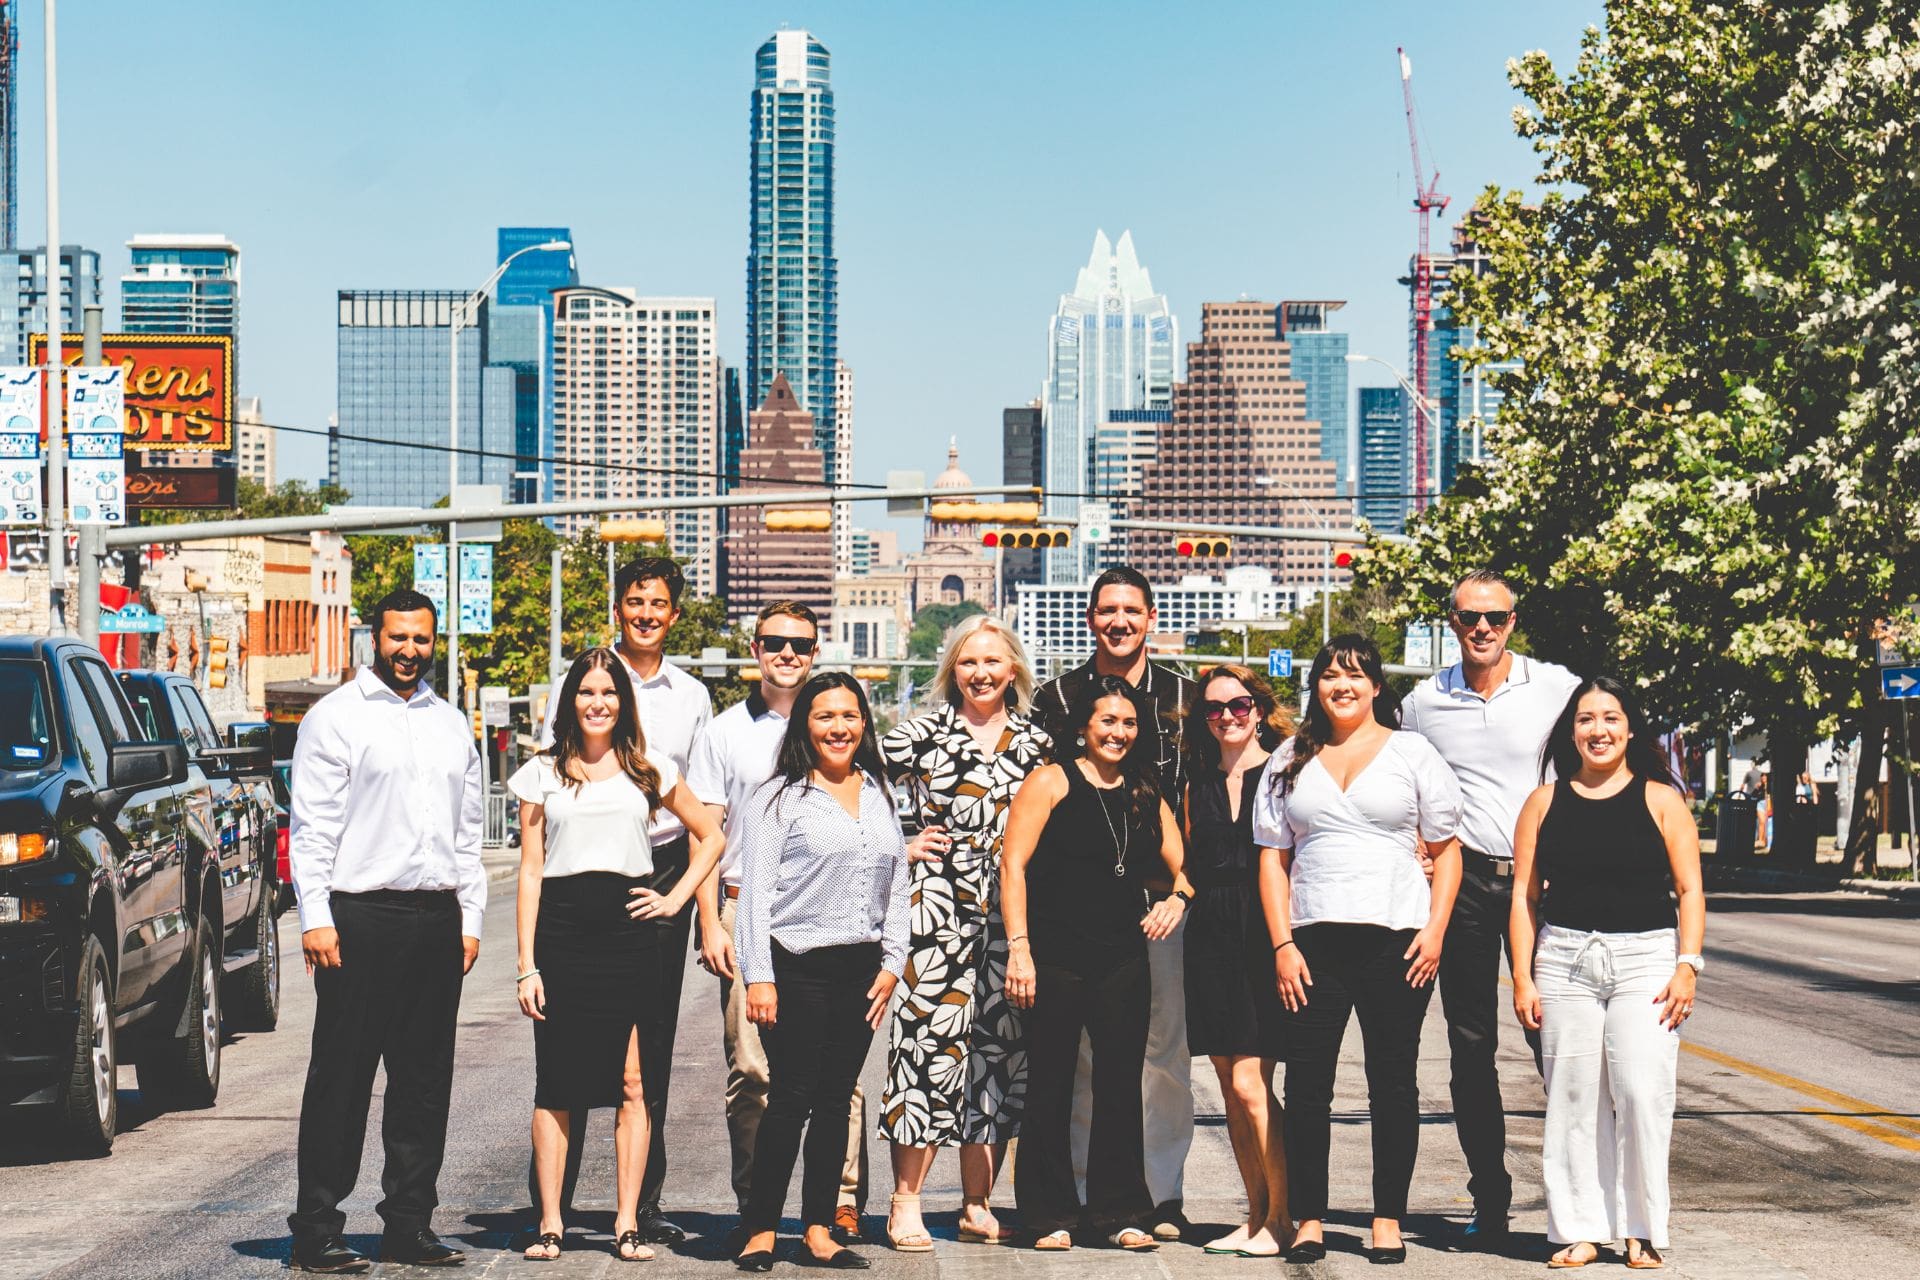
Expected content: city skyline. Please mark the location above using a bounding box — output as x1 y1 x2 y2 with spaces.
6 1 1598 503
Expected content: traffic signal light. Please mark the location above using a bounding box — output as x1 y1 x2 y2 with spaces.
852 666 891 681
1174 535 1231 557
928 500 1042 524
764 508 833 531
470 707 484 737
599 518 668 543
981 529 1070 550
1335 550 1355 569
207 636 230 690
739 667 763 683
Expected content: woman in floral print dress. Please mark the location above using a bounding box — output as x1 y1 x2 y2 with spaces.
877 615 1052 1251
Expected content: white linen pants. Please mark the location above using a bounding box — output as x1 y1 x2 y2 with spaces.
1535 925 1679 1249
1071 917 1192 1209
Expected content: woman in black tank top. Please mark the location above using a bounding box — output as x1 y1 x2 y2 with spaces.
1509 677 1704 1271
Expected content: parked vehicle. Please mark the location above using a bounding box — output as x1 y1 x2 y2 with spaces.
0 638 275 1153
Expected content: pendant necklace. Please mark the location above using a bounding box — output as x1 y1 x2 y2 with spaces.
1093 781 1129 877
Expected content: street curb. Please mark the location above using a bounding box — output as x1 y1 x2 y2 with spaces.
1705 861 1920 900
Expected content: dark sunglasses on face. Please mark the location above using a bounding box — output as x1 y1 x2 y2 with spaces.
1452 609 1514 629
1202 695 1258 721
756 634 817 655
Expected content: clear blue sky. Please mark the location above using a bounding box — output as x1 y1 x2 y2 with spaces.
12 0 1599 495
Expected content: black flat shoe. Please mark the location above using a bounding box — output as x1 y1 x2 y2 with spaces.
635 1206 687 1245
290 1236 370 1274
1368 1244 1407 1264
378 1228 465 1266
799 1248 870 1269
734 1251 776 1273
1285 1239 1328 1264
1464 1208 1509 1249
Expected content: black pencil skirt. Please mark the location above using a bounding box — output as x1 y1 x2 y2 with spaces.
532 871 659 1111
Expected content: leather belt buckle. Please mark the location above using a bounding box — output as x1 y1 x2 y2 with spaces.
723 884 741 900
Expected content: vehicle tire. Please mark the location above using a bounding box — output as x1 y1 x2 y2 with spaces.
136 916 222 1109
225 883 281 1032
56 935 117 1156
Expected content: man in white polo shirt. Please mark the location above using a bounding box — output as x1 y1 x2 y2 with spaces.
1400 568 1580 1249
533 556 712 1244
686 601 869 1243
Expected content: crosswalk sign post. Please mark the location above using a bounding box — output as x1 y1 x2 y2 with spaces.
1268 648 1293 680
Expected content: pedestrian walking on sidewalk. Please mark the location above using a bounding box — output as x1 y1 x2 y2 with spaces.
1182 664 1293 1259
1255 635 1464 1266
1510 676 1705 1271
877 615 1051 1251
733 673 911 1273
285 589 487 1274
686 603 872 1243
1002 676 1194 1253
511 648 724 1263
1399 568 1580 1247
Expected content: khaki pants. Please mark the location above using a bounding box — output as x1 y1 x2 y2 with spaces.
719 895 867 1214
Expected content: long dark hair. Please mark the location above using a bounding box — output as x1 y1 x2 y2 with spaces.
1272 633 1400 797
763 672 893 816
547 648 661 804
1189 663 1293 775
1063 675 1163 832
1540 676 1679 790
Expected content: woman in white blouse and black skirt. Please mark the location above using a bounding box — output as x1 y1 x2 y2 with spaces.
511 648 725 1262
733 672 912 1272
1254 635 1463 1265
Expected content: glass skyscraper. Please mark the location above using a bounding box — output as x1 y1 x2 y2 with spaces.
122 236 239 336
1357 385 1409 535
493 228 576 503
1279 300 1351 494
746 30 839 471
1041 229 1176 584
1407 218 1512 497
1 244 99 364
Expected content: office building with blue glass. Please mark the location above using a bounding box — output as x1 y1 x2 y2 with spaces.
1 244 98 365
1357 385 1409 534
122 235 239 337
491 228 576 503
1279 300 1350 494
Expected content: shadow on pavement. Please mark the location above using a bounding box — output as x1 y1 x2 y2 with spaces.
1708 893 1920 920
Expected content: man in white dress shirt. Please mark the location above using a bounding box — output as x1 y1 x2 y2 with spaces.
1400 569 1581 1249
287 589 485 1274
533 556 713 1244
686 602 869 1241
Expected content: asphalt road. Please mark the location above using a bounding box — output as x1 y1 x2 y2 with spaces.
1 887 1913 1280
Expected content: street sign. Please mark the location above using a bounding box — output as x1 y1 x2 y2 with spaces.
98 602 165 634
0 368 43 526
450 484 503 543
412 545 449 631
1877 604 1918 666
459 544 494 635
1080 502 1114 544
479 685 510 726
700 645 729 679
1268 647 1293 679
66 367 126 526
1882 666 1920 700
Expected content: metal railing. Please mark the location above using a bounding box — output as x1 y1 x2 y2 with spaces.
484 786 514 850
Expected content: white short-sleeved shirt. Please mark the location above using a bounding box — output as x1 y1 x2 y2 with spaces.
508 751 680 879
538 652 711 846
1251 731 1464 931
684 691 789 888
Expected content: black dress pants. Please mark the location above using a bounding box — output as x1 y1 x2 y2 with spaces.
1015 954 1153 1237
289 890 464 1244
528 836 692 1218
1282 923 1432 1221
742 942 879 1235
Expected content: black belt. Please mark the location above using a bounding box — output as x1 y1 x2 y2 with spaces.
1462 847 1514 878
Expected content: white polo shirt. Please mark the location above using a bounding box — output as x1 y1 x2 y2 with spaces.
539 650 712 845
684 690 789 888
1399 653 1581 860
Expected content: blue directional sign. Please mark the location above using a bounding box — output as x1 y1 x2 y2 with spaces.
1268 648 1293 679
1882 665 1920 700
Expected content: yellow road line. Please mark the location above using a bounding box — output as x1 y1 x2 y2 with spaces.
1681 1041 1920 1147
1801 1108 1920 1153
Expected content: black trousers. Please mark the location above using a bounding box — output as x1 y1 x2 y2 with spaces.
1015 954 1153 1237
289 890 464 1244
1282 923 1433 1221
1436 858 1537 1214
528 836 692 1218
742 942 879 1234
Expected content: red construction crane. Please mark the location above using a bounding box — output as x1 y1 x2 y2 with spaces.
1398 46 1449 512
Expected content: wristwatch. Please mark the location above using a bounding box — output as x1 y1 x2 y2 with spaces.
1676 953 1704 974
1171 887 1193 904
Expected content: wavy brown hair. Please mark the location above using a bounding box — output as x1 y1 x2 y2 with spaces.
1189 663 1294 775
1063 675 1164 834
547 648 662 805
1271 634 1400 797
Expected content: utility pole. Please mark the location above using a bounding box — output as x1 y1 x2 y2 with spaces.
73 303 100 645
42 0 65 634
548 547 563 684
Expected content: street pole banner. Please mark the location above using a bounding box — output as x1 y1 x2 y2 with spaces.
413 544 449 632
459 543 493 635
0 368 43 525
65 368 126 526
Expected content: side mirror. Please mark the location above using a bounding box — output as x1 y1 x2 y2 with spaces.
226 721 272 752
107 740 188 792
200 745 273 778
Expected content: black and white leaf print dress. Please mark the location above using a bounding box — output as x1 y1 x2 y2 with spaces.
877 704 1051 1147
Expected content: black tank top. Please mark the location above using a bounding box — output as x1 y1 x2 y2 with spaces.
1026 762 1158 972
1536 775 1677 933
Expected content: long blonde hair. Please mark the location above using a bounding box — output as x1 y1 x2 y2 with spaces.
927 614 1035 714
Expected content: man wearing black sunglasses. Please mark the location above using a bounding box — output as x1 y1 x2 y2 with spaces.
1400 569 1579 1249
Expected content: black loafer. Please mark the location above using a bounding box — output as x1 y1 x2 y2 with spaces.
378 1228 465 1266
1464 1209 1509 1249
1285 1239 1328 1264
290 1236 370 1274
735 1251 776 1273
636 1206 687 1245
1368 1244 1407 1264
799 1248 870 1269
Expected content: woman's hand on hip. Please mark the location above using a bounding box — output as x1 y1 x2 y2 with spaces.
1274 943 1311 1012
1403 924 1444 987
1512 977 1542 1032
1655 965 1697 1031
905 825 951 865
1141 894 1186 941
746 982 778 1026
627 887 682 920
517 973 546 1021
865 971 900 1030
1005 945 1037 1009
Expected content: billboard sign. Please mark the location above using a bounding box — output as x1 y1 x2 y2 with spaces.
29 333 235 452
0 367 43 525
413 544 449 632
125 466 238 511
65 367 126 525
459 544 493 635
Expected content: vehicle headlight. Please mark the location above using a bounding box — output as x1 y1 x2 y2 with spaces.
0 833 49 865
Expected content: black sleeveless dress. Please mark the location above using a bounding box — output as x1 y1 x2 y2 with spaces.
1025 761 1160 977
1183 767 1287 1059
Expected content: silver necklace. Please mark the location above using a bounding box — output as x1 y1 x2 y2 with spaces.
1092 779 1129 877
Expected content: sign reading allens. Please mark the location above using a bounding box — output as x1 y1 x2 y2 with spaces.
125 466 237 511
27 333 234 451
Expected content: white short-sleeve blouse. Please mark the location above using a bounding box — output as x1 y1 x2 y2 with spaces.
1251 730 1463 931
507 751 680 879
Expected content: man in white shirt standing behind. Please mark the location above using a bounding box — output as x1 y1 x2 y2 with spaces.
534 556 713 1245
287 589 485 1274
686 601 870 1243
1399 569 1581 1250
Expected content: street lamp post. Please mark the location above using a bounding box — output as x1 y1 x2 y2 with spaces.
446 238 570 701
1347 353 1442 511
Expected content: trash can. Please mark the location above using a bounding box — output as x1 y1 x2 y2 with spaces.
1716 790 1759 855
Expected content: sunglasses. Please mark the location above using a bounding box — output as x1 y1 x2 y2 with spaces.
1201 695 1258 721
756 634 817 655
1452 609 1514 629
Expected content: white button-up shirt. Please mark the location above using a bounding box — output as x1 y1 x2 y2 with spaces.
684 690 788 888
539 650 712 845
1399 653 1581 860
289 666 487 937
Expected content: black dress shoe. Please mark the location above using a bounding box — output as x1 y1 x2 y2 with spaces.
290 1236 370 1274
735 1250 776 1273
1368 1244 1407 1264
1285 1238 1328 1264
798 1248 870 1270
636 1205 687 1245
1464 1209 1510 1249
378 1228 466 1266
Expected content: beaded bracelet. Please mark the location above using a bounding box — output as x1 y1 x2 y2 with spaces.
515 969 541 984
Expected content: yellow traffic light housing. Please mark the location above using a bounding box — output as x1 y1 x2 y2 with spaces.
207 635 230 690
599 518 669 543
1174 535 1231 558
928 500 1042 524
852 666 892 681
981 529 1070 550
763 508 833 532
